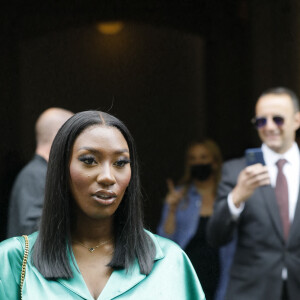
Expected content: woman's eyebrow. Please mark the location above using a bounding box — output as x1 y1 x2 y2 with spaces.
78 147 129 154
115 149 130 154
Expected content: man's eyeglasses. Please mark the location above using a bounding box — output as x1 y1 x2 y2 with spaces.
251 116 284 129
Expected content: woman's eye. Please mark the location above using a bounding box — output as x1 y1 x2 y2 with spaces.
78 156 96 165
114 159 130 168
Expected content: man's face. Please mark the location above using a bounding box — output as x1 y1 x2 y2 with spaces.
255 93 300 153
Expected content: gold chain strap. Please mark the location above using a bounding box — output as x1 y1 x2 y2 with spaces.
20 235 29 300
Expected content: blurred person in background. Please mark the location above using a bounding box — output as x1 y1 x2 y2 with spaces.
157 139 222 300
7 107 73 237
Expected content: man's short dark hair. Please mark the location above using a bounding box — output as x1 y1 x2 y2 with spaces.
259 87 300 112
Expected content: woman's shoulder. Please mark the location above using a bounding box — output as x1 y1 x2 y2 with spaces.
0 232 38 258
0 233 38 298
144 230 205 298
145 230 185 257
0 236 23 256
176 183 198 195
0 236 25 283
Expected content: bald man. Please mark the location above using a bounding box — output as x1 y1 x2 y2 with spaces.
7 108 73 238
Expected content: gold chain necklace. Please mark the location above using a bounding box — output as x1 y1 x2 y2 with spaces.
73 238 112 253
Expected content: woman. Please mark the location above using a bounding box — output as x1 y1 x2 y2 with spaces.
157 139 222 300
0 111 205 300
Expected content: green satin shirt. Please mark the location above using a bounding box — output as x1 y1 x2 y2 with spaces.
0 231 205 299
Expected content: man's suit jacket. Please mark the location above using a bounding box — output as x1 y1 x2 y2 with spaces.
207 157 300 300
7 154 47 238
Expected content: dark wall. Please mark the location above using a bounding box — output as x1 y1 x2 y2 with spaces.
1 0 299 241
18 23 206 232
1 18 207 240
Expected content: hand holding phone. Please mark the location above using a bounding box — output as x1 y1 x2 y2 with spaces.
245 148 265 166
232 148 269 206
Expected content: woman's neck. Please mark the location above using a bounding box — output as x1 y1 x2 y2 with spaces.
194 177 216 193
72 214 114 244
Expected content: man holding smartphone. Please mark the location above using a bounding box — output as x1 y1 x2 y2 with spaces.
207 87 300 300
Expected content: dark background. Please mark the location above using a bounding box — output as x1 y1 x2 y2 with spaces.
1 0 300 241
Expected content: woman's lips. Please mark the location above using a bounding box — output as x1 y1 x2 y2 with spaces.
92 190 117 205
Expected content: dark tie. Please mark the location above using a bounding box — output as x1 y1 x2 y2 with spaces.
275 159 290 240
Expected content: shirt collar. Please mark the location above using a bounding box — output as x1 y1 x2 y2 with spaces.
261 142 299 166
34 154 48 164
57 231 164 300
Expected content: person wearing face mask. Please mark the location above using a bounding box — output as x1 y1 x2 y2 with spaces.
157 139 223 300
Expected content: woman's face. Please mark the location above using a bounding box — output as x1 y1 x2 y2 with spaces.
187 144 214 166
69 125 131 220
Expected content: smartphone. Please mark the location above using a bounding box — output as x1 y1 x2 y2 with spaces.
245 148 265 166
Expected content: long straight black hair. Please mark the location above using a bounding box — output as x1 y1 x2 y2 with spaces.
32 111 155 278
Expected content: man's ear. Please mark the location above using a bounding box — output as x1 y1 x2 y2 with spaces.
294 112 300 130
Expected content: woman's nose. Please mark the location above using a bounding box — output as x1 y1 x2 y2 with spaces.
96 164 116 186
